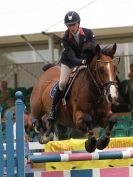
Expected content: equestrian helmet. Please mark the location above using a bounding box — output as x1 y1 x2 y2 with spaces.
64 11 80 25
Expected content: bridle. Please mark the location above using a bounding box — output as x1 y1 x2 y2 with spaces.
88 57 120 103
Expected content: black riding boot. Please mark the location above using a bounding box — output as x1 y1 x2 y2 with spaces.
48 86 63 123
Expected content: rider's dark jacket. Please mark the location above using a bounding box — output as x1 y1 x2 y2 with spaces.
60 27 96 68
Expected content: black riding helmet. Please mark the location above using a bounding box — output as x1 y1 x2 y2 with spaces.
64 11 80 25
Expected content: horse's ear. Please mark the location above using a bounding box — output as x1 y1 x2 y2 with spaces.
112 43 117 55
108 43 117 57
95 44 101 57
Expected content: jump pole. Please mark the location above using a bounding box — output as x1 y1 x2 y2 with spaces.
28 150 133 163
15 91 25 177
0 106 4 176
6 111 14 177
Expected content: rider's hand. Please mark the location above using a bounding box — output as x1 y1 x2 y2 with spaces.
81 59 86 65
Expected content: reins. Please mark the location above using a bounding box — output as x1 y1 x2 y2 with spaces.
87 65 102 95
87 57 119 102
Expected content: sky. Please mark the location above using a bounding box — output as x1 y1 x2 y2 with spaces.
0 0 133 36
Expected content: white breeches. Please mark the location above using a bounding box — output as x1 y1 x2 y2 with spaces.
59 64 73 91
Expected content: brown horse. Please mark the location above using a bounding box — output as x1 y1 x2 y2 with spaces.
30 43 119 152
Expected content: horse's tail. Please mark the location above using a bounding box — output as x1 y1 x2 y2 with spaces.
42 63 56 72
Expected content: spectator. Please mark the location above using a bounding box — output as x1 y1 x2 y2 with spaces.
0 81 10 118
0 81 9 104
111 65 133 113
127 64 133 108
128 63 133 80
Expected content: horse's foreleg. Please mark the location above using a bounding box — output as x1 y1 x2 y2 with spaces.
96 114 117 150
84 113 97 153
106 114 117 136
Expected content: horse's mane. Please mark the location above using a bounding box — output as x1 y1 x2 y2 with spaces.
82 43 96 61
42 63 56 72
82 43 115 62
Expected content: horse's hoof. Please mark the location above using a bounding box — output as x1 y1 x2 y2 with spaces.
85 136 97 153
39 133 53 144
96 136 110 150
39 136 50 144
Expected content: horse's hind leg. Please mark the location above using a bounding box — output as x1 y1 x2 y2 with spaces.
37 115 54 144
83 113 97 153
96 114 117 150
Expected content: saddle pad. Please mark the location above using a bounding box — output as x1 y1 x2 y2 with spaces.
50 81 59 98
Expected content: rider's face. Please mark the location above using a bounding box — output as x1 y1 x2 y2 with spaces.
67 23 79 34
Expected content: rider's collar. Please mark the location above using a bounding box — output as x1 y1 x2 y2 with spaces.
68 27 85 38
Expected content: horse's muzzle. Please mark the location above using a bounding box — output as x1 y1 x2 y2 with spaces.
105 84 119 104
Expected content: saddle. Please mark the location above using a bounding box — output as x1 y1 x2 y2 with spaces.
62 65 87 105
50 65 87 105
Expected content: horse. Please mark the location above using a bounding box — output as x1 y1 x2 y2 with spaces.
30 43 119 152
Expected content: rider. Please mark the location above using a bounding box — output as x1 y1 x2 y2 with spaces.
48 11 96 127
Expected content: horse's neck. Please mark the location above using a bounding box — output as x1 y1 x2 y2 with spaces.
84 68 105 102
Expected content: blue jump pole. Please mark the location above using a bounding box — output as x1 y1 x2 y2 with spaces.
0 106 4 176
6 111 15 177
15 91 25 177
